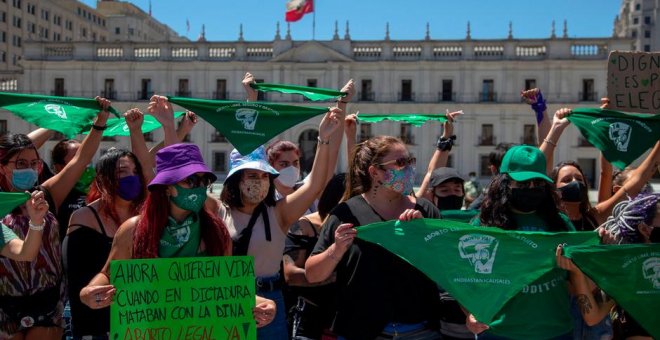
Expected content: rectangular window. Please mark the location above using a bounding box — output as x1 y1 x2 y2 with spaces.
581 79 595 101
644 16 651 25
524 79 537 90
0 31 5 42
213 152 227 172
634 17 639 24
306 79 317 88
115 27 120 34
12 16 21 28
81 28 87 38
644 45 651 52
480 124 494 146
140 78 152 100
479 155 491 177
54 78 65 97
645 30 651 38
400 79 413 101
481 79 495 102
128 27 134 36
441 79 453 101
0 12 5 22
103 78 115 99
12 0 20 9
522 124 536 145
177 79 190 97
359 123 372 142
360 79 373 101
635 3 641 10
632 30 638 38
215 79 227 99
400 123 414 145
0 120 7 136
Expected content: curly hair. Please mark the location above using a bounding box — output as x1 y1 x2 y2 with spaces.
551 160 598 230
601 193 660 244
479 173 569 231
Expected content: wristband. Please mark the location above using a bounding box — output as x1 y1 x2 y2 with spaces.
543 138 557 147
530 92 547 125
29 220 45 231
317 136 330 145
92 124 107 131
436 135 456 151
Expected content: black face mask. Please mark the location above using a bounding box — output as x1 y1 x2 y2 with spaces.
510 187 546 213
558 181 587 203
651 227 660 243
435 194 464 211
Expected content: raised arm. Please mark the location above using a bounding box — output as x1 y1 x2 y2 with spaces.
27 128 55 150
0 190 48 261
344 113 357 168
147 95 177 147
539 108 571 175
521 88 551 145
242 72 258 102
41 97 109 210
149 111 198 156
276 107 344 231
124 108 154 183
325 80 354 184
416 111 461 199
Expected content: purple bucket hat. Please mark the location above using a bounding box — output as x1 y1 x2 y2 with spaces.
224 146 279 184
148 143 217 190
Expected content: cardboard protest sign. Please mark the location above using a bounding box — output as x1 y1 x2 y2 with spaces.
607 51 660 114
110 256 256 340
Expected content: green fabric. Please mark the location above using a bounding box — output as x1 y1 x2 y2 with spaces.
0 223 18 249
85 111 186 137
0 192 30 217
564 244 660 339
512 212 576 232
73 166 96 194
440 209 479 223
167 97 329 155
0 92 119 138
158 213 201 258
250 83 345 101
567 108 660 169
357 113 448 127
356 218 599 335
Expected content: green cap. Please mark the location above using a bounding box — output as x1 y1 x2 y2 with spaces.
499 145 553 183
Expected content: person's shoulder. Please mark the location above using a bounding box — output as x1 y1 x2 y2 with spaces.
68 202 100 233
414 197 440 218
115 216 139 244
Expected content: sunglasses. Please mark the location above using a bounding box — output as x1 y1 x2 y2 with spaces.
183 174 212 188
378 157 416 168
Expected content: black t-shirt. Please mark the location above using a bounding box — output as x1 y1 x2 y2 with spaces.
312 195 441 340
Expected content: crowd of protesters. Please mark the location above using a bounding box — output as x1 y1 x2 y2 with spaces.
0 72 658 340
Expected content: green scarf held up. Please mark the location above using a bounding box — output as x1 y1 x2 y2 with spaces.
0 192 30 217
357 113 448 127
167 97 329 155
567 108 660 169
84 111 186 137
356 219 599 325
564 244 660 339
0 92 120 138
250 83 345 101
158 213 202 258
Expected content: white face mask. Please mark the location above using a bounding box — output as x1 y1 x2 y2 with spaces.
276 166 300 188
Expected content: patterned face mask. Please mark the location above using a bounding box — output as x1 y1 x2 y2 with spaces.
380 166 415 195
239 178 270 204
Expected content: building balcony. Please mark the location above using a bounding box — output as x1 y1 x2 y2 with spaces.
479 92 497 102
398 92 415 102
478 135 496 146
213 91 228 100
175 91 191 97
100 90 117 100
51 90 67 97
578 91 598 102
358 91 375 101
438 91 456 102
137 90 153 101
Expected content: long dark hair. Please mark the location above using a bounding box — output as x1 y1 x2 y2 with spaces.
480 173 569 231
0 133 40 191
220 169 277 208
86 148 146 226
551 160 598 229
343 136 403 201
132 186 231 258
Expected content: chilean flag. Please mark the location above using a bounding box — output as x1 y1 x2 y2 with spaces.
285 0 314 22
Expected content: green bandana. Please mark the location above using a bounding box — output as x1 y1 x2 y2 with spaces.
0 192 30 216
84 111 186 137
0 92 119 138
356 219 599 328
250 83 345 101
158 213 201 258
440 209 480 223
564 244 660 339
567 108 660 169
167 97 329 155
357 114 448 127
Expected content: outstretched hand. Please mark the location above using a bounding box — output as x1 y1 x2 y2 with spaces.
242 72 258 102
124 108 144 132
339 79 355 103
25 190 48 226
147 95 175 126
552 107 571 130
177 111 198 136
318 107 344 141
94 96 111 123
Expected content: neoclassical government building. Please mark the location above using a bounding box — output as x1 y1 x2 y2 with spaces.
4 22 636 185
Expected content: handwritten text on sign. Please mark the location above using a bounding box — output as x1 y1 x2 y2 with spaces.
607 51 660 114
110 256 256 340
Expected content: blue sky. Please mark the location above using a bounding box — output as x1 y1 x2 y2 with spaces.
82 1 622 41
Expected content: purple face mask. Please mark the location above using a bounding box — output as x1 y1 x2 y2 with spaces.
118 175 142 201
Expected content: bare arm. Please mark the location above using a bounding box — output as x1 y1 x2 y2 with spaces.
41 97 110 210
147 96 177 147
521 88 551 145
242 72 258 102
539 108 571 176
326 80 354 184
276 107 344 231
416 111 461 199
27 128 54 150
0 190 48 261
305 222 356 283
124 109 155 183
148 111 197 156
344 113 357 168
597 154 613 204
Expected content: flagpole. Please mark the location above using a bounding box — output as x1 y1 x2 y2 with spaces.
312 7 316 40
